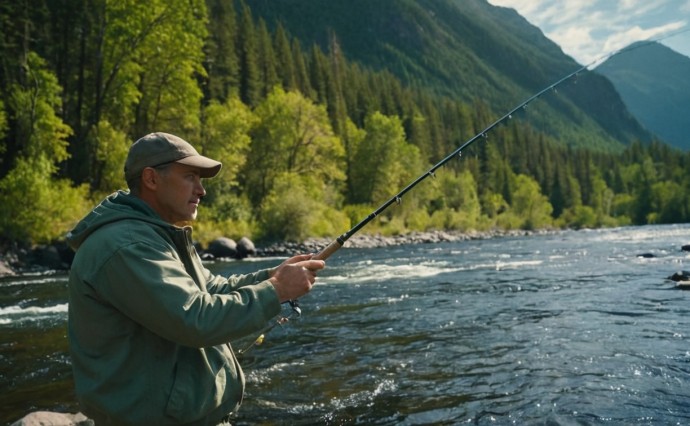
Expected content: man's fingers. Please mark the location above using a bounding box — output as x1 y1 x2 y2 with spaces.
282 254 313 265
298 259 325 271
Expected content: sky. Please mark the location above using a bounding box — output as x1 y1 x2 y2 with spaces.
486 0 690 65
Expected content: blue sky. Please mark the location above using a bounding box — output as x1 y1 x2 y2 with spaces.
487 0 690 64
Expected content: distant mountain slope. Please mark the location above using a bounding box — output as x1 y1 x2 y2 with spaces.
596 42 690 151
246 0 652 151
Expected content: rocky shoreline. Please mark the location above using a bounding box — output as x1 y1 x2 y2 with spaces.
257 228 547 257
0 229 548 277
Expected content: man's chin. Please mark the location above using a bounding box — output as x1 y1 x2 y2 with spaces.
174 211 198 226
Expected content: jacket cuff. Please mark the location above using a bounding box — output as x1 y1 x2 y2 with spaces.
255 268 271 283
254 279 281 319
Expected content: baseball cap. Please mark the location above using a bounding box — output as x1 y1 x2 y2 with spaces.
124 132 222 181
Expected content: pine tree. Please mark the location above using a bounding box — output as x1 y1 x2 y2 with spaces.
237 1 260 106
204 0 240 101
256 19 279 98
274 23 297 91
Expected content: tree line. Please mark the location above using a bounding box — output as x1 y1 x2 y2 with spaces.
1 0 688 247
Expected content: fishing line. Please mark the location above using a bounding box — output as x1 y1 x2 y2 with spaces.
237 303 301 354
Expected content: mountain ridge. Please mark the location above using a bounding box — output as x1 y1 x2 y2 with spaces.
596 41 690 151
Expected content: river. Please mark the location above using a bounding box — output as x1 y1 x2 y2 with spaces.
2 224 690 425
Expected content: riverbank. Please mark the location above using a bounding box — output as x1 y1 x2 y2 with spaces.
0 229 552 277
257 228 550 257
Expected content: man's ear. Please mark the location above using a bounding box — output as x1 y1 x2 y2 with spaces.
140 167 159 191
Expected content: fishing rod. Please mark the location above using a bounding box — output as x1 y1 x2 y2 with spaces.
278 63 581 318
236 29 690 353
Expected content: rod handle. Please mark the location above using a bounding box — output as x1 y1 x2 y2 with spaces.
313 239 343 261
283 239 342 311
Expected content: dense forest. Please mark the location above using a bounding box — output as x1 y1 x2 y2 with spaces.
0 0 689 248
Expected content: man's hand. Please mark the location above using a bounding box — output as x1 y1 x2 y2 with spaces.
268 254 325 303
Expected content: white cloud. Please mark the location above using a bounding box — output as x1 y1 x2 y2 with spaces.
487 0 690 63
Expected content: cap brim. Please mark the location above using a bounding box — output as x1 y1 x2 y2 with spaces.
176 155 222 178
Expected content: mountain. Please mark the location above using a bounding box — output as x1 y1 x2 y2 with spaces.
596 42 690 151
245 0 653 151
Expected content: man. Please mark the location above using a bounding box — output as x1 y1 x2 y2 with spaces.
67 132 325 425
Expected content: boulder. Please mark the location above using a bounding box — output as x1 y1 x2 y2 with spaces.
682 244 690 252
28 245 66 270
13 241 74 272
236 237 256 259
668 270 690 282
206 237 238 259
11 411 93 426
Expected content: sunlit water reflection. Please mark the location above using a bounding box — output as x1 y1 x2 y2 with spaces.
2 225 690 425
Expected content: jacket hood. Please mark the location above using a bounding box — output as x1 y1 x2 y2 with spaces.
66 190 171 251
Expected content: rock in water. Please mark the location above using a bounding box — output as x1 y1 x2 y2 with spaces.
236 237 256 259
668 270 690 282
206 237 238 259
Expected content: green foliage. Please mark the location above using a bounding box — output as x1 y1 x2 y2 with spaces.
349 112 423 205
93 121 130 194
3 0 690 247
0 157 90 243
200 96 256 211
244 87 345 207
237 1 261 107
204 0 240 101
9 52 72 169
557 205 598 229
649 180 686 223
405 209 432 231
480 192 509 222
0 51 89 244
195 196 257 247
342 118 367 200
342 204 377 231
131 0 208 135
509 174 553 230
259 173 349 241
425 170 481 231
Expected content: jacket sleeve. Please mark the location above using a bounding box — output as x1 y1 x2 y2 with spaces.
204 265 272 295
94 240 281 348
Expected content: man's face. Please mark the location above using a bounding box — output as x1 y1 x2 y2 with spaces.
152 162 206 225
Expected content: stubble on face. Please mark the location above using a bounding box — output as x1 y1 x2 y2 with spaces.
153 163 206 225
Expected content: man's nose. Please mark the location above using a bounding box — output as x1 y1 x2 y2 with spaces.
196 179 206 196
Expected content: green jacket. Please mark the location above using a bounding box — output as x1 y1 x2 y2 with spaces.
67 191 281 425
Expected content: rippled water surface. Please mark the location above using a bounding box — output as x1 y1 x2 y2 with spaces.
2 225 690 425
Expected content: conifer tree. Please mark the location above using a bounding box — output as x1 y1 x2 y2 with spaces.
204 0 240 101
309 45 329 105
237 1 260 106
292 38 313 98
274 23 297 91
256 19 279 98
326 32 349 138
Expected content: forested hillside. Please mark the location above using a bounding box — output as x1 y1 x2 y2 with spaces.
0 0 689 248
247 0 653 150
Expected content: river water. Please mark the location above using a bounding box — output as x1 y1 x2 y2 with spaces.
2 224 690 425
